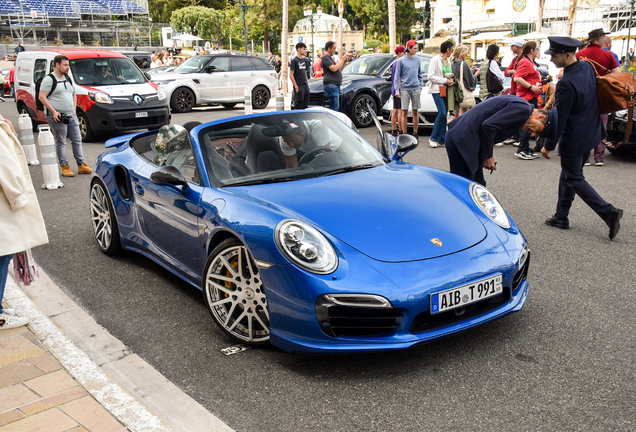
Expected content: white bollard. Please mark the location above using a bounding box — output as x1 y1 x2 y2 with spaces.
18 114 40 165
276 91 285 111
37 125 64 190
244 86 253 116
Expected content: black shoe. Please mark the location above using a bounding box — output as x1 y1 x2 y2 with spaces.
412 132 419 141
545 216 569 229
605 208 623 240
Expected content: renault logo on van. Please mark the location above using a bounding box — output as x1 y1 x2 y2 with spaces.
133 95 143 105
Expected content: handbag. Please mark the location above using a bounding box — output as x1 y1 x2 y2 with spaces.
439 85 447 98
459 61 475 109
486 60 504 94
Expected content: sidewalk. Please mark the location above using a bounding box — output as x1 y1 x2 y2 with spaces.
1 270 233 432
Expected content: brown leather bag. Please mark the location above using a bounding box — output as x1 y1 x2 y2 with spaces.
581 58 636 148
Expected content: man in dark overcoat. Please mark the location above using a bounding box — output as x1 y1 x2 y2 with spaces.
541 36 623 239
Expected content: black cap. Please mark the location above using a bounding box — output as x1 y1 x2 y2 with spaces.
541 110 558 143
585 28 610 44
544 36 582 55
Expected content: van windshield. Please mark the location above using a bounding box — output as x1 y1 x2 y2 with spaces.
70 58 147 86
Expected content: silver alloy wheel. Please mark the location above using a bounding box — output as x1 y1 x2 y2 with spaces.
205 242 269 343
353 94 376 127
90 183 113 251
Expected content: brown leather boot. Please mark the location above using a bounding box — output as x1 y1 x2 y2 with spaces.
77 163 93 174
61 165 75 177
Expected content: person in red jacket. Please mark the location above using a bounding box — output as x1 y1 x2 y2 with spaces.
512 41 542 160
575 28 620 166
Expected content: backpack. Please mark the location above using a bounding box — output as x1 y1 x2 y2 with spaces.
35 73 73 112
580 58 636 148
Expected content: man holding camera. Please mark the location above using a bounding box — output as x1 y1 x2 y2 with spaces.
39 55 91 177
321 41 347 111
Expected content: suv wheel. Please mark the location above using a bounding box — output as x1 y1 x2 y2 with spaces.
171 87 195 113
252 86 270 110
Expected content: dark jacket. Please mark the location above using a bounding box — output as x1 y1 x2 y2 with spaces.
544 60 605 156
447 95 533 174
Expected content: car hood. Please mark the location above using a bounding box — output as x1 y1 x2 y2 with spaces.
228 164 487 262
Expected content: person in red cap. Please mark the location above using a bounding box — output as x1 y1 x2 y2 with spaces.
393 40 424 141
390 45 406 136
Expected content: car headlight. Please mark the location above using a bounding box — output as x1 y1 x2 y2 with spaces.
88 91 113 104
157 87 167 100
470 183 511 229
152 79 174 85
275 220 338 274
340 81 353 90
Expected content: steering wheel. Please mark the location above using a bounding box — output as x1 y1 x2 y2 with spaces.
298 146 333 165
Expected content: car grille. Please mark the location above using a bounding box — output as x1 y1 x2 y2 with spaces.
115 115 166 128
309 93 326 106
316 302 403 338
409 289 511 335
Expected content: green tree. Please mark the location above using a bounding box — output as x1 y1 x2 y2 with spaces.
171 6 225 40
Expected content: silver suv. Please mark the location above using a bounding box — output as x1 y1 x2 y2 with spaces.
151 54 278 113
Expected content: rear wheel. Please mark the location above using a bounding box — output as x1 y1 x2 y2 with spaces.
171 87 195 113
77 111 96 142
252 86 270 110
203 238 269 345
90 181 123 255
350 93 377 128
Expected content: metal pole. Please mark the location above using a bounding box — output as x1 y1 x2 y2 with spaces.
624 0 634 70
458 0 462 44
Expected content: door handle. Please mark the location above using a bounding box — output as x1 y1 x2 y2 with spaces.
134 185 144 196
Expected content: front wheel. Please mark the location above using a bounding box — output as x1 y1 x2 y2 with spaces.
170 87 195 113
77 111 96 142
252 86 270 110
203 238 270 345
350 93 377 128
90 181 123 255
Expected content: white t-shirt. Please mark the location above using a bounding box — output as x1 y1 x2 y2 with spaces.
279 120 343 156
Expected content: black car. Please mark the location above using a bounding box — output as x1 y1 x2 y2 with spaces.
308 53 432 128
606 109 636 155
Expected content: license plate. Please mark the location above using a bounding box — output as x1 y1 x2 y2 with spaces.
135 112 148 118
430 274 503 314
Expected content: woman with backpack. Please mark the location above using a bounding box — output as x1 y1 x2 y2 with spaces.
476 44 505 101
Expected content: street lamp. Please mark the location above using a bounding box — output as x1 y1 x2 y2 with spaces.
304 5 322 59
236 0 250 55
414 0 436 40
411 21 424 49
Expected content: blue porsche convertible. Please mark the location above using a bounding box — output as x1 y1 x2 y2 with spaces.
90 110 529 354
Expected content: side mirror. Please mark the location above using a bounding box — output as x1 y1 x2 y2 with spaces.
143 72 151 81
150 165 189 190
393 134 419 161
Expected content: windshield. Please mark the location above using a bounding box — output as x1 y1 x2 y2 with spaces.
70 57 146 85
343 56 391 75
198 112 386 186
173 56 211 73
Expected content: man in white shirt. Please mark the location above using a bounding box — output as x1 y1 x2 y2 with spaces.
270 120 342 168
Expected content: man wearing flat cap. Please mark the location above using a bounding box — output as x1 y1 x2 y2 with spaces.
541 36 623 240
576 28 620 166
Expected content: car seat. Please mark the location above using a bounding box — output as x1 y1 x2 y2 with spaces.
244 124 286 173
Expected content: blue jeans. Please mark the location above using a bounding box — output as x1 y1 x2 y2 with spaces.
431 93 448 144
324 84 340 111
45 112 86 167
0 254 12 314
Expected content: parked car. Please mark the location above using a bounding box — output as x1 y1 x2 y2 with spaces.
15 49 170 141
308 53 433 128
120 51 152 71
146 65 177 76
90 109 530 354
606 109 636 155
151 54 278 113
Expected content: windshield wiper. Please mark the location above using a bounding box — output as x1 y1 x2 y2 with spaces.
225 177 299 186
318 163 379 177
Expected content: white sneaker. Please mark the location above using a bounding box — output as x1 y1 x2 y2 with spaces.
494 142 504 147
429 140 438 148
0 313 29 330
512 142 520 147
2 308 16 316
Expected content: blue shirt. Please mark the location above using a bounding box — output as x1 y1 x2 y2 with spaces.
602 47 620 67
393 56 423 92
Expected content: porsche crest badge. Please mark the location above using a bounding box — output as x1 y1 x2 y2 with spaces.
431 238 442 247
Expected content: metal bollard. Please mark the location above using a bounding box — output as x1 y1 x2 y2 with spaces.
37 125 64 190
18 114 39 165
244 86 253 116
276 91 285 111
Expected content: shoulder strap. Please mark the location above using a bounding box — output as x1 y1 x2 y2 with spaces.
579 57 610 78
47 73 58 96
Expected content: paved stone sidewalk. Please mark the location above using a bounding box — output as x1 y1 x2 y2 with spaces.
0 324 128 432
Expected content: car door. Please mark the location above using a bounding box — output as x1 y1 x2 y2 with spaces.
418 56 437 113
200 56 232 102
230 56 256 100
131 132 205 278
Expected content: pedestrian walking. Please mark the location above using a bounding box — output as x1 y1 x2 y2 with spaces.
390 45 406 136
0 115 49 330
394 40 424 140
321 41 347 112
445 95 548 186
290 43 312 110
541 36 623 240
576 28 621 166
38 55 92 177
426 40 455 147
14 43 25 55
512 41 543 160
450 44 477 119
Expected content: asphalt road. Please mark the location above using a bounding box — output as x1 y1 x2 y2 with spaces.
2 99 635 432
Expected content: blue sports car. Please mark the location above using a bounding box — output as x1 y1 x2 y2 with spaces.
90 110 529 354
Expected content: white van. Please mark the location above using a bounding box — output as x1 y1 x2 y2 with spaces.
15 49 170 141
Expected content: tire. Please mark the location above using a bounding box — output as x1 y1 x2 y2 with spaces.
221 103 237 109
76 111 96 142
18 103 39 132
252 85 270 110
90 181 123 255
170 87 195 113
350 93 377 128
203 238 270 345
